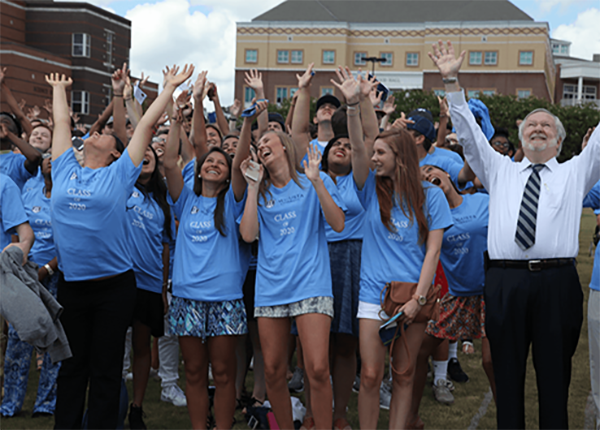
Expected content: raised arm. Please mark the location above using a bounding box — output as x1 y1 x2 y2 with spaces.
358 73 380 155
429 40 500 186
208 83 230 137
304 145 345 232
228 99 242 132
239 155 263 243
0 67 33 138
124 73 141 128
285 91 298 133
128 64 195 167
244 70 267 138
190 70 209 160
89 100 114 136
111 63 128 145
0 124 41 173
291 63 315 160
45 73 73 160
330 66 369 188
436 96 449 148
380 95 396 131
163 106 185 202
232 100 268 201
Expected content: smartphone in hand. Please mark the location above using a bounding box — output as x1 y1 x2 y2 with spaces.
245 160 260 182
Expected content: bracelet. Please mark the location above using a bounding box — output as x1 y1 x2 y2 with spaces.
114 93 123 97
229 117 237 121
44 263 54 277
439 114 448 118
124 97 132 101
442 77 457 84
346 100 360 107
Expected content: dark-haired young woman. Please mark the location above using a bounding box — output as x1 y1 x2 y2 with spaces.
162 71 262 430
125 145 174 429
47 64 194 429
354 128 452 429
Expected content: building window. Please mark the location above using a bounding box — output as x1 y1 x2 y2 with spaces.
277 50 289 64
467 90 481 99
517 89 531 99
71 91 90 114
290 87 298 98
560 45 568 55
381 52 393 66
406 52 419 67
105 32 113 65
433 89 446 97
563 84 597 100
72 33 91 58
484 51 497 65
482 90 496 96
291 50 303 64
245 49 258 63
323 50 335 64
519 51 533 65
354 52 367 66
276 87 288 104
244 87 256 105
469 51 482 65
321 87 334 96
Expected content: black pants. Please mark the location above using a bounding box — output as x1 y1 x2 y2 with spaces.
484 264 583 429
54 271 136 430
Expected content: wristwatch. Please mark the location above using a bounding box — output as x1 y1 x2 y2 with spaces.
412 294 426 306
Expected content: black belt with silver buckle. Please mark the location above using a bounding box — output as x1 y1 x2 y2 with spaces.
488 258 575 272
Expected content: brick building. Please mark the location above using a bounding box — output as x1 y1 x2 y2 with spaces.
234 0 559 106
1 0 157 125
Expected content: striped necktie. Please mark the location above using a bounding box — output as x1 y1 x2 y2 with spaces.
515 164 545 250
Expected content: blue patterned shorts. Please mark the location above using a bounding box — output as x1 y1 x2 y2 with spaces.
254 296 334 319
168 296 248 340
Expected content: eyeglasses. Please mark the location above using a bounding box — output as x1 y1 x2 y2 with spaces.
492 141 509 149
445 137 458 145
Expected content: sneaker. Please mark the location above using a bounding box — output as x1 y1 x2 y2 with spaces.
352 374 360 393
441 378 455 392
432 379 455 405
379 380 391 410
149 367 160 381
288 367 304 392
125 372 133 381
447 357 469 383
128 404 147 430
161 385 187 407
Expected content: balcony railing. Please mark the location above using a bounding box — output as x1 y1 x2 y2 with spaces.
560 98 600 108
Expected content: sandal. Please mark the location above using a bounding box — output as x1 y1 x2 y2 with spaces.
241 397 264 415
300 416 315 430
333 417 352 430
406 415 425 430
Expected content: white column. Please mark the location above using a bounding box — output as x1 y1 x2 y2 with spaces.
577 76 583 104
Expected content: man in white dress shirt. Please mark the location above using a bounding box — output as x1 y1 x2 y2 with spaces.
429 40 600 429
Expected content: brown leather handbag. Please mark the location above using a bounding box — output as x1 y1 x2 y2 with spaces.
379 282 441 375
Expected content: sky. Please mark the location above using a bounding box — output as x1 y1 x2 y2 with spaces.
60 0 600 105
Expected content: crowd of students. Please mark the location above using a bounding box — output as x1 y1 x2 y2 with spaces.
0 38 599 430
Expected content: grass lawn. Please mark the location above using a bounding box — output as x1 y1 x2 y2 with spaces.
1 209 596 429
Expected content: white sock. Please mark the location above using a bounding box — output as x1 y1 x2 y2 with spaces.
432 359 448 384
448 341 458 360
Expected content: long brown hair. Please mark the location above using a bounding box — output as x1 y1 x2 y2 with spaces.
375 128 429 243
258 131 304 205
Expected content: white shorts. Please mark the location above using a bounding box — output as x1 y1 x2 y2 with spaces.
356 300 391 322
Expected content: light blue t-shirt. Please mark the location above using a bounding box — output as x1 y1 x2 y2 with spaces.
0 174 29 250
22 185 55 266
169 184 246 301
0 152 34 191
126 187 173 294
51 148 142 281
325 173 364 242
431 147 464 165
182 158 196 187
440 193 489 297
584 180 600 291
23 168 44 194
253 172 346 307
356 171 453 305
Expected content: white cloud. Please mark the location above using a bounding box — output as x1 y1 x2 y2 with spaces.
535 0 579 13
552 8 600 60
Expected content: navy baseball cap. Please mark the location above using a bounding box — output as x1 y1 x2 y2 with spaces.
268 112 285 129
316 94 341 111
406 115 436 143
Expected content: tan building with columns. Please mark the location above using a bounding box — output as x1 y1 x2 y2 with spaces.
234 0 556 106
